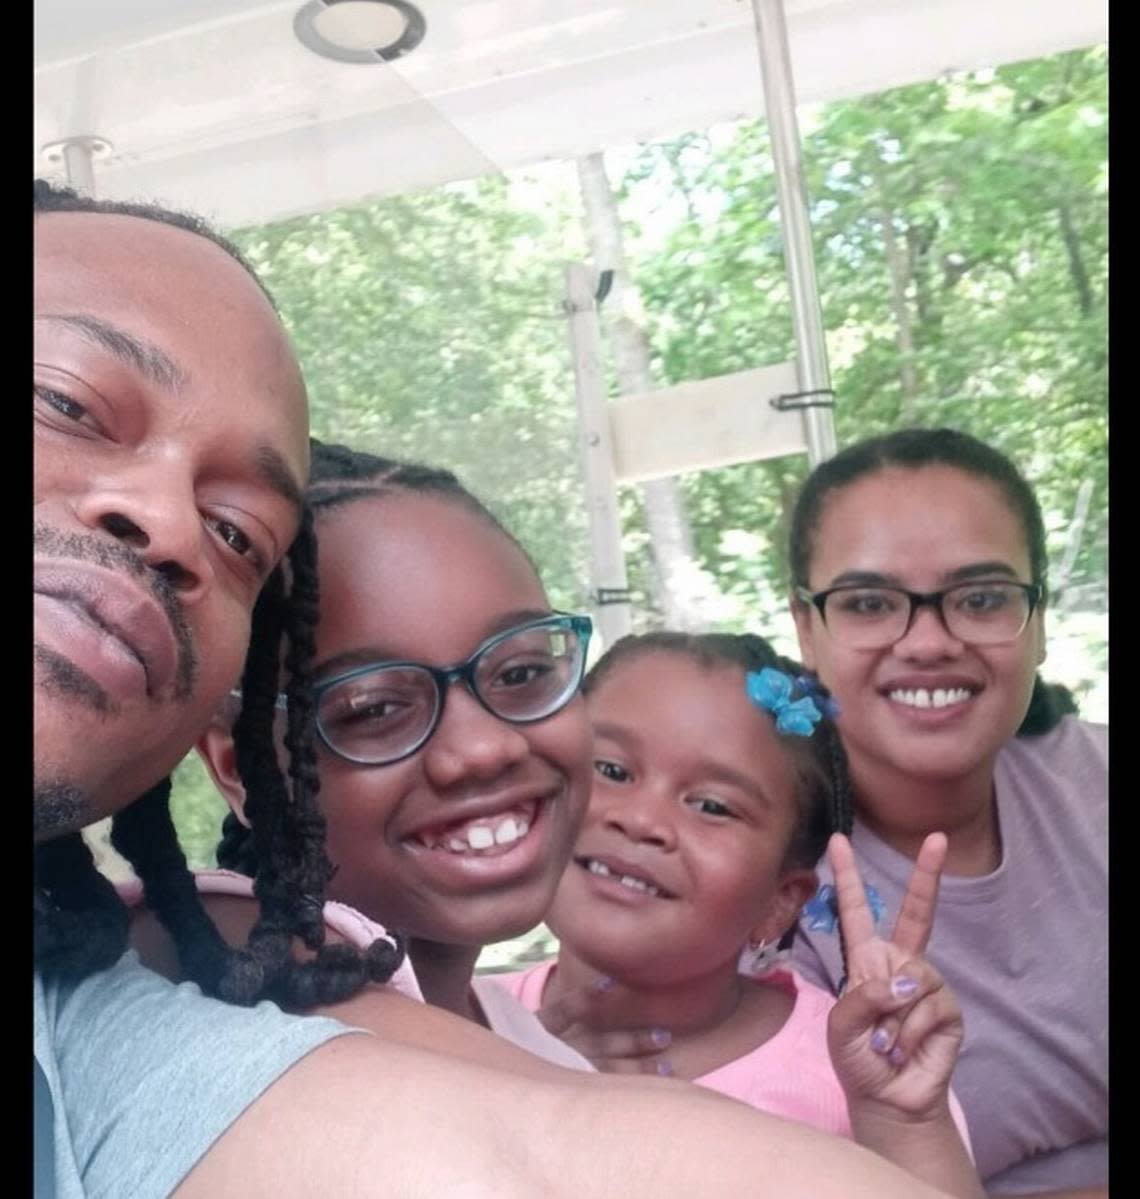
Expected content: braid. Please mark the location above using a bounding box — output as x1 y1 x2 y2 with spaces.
110 777 233 996
34 834 130 980
228 565 303 1002
818 718 854 989
217 515 405 1006
278 508 335 951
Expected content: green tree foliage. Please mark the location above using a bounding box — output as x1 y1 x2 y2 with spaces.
170 48 1107 867
621 47 1106 609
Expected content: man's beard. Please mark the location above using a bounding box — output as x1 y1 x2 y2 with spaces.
35 644 115 715
33 780 90 841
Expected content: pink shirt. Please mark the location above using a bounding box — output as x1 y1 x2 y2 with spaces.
494 960 972 1150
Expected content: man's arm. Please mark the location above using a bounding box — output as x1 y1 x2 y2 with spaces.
176 1032 958 1199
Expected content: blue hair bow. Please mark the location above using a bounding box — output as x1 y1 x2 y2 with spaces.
746 667 823 737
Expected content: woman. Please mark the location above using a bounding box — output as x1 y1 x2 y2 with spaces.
786 427 1107 1196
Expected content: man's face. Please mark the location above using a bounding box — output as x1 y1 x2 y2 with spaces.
34 211 309 840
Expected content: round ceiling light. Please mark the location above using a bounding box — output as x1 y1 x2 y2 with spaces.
294 0 426 64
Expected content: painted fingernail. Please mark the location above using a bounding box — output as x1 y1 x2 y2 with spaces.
593 975 615 992
891 976 919 999
870 1028 891 1054
651 1028 672 1048
656 1059 674 1077
889 1046 906 1067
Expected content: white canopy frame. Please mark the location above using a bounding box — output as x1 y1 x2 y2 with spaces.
35 0 1107 641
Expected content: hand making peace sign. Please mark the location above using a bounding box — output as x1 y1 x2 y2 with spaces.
825 831 965 1121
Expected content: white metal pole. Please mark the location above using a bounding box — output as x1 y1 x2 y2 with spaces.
751 0 837 465
61 139 97 196
564 262 633 649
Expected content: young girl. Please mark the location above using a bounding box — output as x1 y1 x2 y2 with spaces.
184 441 596 1066
496 631 979 1197
785 428 1107 1196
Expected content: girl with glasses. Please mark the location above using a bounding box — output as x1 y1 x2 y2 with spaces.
180 441 596 1065
786 428 1107 1196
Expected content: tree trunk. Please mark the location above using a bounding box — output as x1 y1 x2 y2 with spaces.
576 151 715 631
1057 202 1094 318
871 155 920 419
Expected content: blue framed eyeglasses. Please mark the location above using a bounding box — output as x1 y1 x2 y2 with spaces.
308 612 593 766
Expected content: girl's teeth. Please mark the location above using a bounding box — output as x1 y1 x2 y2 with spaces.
494 818 519 846
467 826 495 850
889 687 972 709
431 810 534 855
585 859 662 897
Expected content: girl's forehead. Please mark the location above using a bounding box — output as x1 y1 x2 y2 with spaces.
313 491 548 659
590 653 757 738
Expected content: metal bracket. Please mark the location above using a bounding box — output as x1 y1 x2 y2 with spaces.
40 136 114 168
595 587 631 606
769 388 836 412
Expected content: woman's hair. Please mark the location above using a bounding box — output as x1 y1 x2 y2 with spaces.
787 427 1077 736
583 631 852 870
33 182 401 1003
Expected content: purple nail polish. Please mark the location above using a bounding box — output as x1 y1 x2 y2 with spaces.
871 1028 891 1054
889 1046 906 1067
656 1059 674 1077
593 975 615 992
651 1028 671 1048
891 976 919 999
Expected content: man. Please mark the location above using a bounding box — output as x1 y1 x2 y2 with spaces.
34 182 964 1199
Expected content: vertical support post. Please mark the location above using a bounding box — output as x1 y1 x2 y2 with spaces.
61 139 97 196
564 263 633 649
751 0 837 466
41 136 111 197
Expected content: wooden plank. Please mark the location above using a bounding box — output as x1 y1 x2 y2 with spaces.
608 362 809 483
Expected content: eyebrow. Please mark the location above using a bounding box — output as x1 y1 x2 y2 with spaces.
254 444 304 514
825 561 1021 589
37 313 187 392
313 608 556 682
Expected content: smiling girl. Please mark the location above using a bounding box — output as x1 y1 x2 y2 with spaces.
496 631 981 1198
188 442 596 1065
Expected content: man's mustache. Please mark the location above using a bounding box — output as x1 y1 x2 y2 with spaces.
33 523 198 699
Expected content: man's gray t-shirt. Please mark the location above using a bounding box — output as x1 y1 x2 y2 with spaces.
792 716 1107 1193
34 950 360 1199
